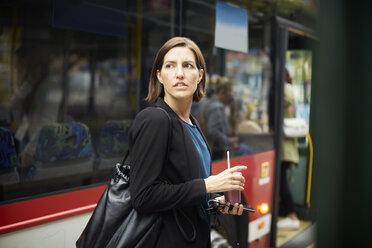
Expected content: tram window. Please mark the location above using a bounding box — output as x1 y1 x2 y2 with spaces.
0 0 174 202
224 49 273 155
0 0 278 202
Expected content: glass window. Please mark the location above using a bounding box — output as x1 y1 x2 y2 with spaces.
0 0 174 202
0 0 314 202
286 50 312 121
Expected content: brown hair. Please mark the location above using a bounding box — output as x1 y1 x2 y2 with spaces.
145 37 207 103
215 76 232 93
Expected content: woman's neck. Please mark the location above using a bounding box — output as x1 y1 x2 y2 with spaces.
164 96 192 124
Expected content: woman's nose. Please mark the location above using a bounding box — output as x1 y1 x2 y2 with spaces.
176 65 184 78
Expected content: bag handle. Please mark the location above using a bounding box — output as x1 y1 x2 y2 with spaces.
120 150 130 167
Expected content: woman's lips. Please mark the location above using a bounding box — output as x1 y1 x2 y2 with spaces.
174 82 187 87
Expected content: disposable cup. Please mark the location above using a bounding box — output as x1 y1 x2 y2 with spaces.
224 172 242 204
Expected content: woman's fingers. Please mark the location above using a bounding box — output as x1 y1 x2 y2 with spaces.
237 204 244 215
221 203 230 214
228 172 245 190
233 174 245 183
229 165 247 173
222 203 244 216
230 204 244 216
226 166 246 184
205 166 247 193
229 203 239 215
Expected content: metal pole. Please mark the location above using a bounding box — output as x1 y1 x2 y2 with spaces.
269 19 288 248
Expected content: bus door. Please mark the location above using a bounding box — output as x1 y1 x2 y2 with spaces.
270 16 318 248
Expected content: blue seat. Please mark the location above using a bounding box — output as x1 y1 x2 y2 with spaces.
31 122 94 180
0 127 20 184
97 120 131 170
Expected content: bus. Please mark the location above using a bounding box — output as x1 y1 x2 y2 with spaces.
0 1 318 247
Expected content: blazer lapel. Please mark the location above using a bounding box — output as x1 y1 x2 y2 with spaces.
179 120 200 179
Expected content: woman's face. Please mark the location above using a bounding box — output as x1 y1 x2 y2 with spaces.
157 47 203 103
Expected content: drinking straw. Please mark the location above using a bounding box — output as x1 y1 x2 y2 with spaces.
227 150 230 169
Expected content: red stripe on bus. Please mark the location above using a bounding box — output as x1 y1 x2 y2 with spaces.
0 151 275 235
0 186 106 234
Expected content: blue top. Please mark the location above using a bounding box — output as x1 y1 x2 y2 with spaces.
182 121 211 179
182 120 211 223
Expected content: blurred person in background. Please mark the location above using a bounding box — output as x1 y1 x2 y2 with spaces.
277 68 300 230
197 77 239 160
9 44 61 178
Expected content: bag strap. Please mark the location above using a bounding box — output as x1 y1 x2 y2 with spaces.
174 209 197 242
156 107 173 156
120 106 172 166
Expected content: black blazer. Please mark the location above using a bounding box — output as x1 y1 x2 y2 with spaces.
128 98 212 248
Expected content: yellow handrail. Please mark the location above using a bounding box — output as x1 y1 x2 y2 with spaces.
306 131 314 208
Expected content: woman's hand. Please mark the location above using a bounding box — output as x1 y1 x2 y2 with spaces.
215 196 244 216
204 165 247 193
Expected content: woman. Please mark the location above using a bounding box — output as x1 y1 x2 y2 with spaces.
128 37 247 247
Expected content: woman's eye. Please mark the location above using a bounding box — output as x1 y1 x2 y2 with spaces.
165 64 174 68
185 64 194 69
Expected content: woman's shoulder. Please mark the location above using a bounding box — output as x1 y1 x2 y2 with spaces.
134 106 171 125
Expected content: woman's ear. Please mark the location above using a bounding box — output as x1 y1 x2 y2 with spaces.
198 69 204 84
157 69 163 84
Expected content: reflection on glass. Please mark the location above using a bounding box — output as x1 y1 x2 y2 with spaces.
0 0 278 202
286 50 312 122
192 48 273 160
0 0 177 202
195 77 245 160
225 50 271 135
9 43 63 179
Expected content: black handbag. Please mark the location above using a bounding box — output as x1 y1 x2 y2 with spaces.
76 107 173 248
76 150 163 248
